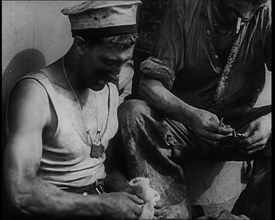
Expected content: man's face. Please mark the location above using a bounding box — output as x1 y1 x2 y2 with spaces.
80 42 134 91
222 0 261 22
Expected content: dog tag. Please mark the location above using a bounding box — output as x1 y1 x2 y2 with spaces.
90 143 105 158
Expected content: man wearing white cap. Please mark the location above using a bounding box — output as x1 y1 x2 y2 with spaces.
3 1 155 219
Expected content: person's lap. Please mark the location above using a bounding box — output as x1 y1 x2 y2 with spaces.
119 99 271 162
118 99 271 219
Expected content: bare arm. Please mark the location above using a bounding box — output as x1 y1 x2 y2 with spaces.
138 77 233 146
135 0 232 147
4 80 143 219
138 77 195 126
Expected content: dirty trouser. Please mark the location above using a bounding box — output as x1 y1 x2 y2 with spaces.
232 134 271 220
118 99 271 219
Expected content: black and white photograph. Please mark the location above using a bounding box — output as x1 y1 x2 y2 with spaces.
2 0 272 219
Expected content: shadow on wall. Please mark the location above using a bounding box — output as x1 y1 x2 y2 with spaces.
2 48 46 146
2 48 46 220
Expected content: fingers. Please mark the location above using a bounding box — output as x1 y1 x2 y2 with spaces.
214 126 234 135
205 131 232 141
240 145 265 155
126 201 143 218
238 130 268 154
198 121 233 139
198 129 232 143
154 200 164 209
240 142 265 155
154 203 166 218
208 112 220 123
206 120 234 135
125 193 145 205
127 203 143 219
154 208 165 217
133 205 143 216
239 131 264 147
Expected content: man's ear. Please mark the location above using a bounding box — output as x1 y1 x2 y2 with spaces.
74 36 88 56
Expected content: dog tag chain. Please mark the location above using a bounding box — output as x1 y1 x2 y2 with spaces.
62 57 107 158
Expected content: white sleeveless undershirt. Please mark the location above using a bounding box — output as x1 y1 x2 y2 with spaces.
18 71 119 189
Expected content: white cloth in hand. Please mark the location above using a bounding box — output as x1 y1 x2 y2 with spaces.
129 177 160 219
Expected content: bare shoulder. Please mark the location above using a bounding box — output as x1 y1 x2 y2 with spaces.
7 78 51 133
9 77 47 101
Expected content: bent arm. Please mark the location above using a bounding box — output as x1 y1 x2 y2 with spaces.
138 77 234 147
136 0 195 127
4 80 108 217
138 77 196 127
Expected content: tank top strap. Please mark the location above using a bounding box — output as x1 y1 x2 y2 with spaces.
16 70 63 115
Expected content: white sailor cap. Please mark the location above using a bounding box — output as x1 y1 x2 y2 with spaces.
61 1 141 36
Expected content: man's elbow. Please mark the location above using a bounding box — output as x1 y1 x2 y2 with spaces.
137 77 155 101
137 79 147 100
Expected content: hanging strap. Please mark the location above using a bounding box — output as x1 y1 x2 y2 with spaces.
213 22 248 104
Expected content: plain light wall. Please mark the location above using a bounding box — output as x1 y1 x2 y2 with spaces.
2 1 81 71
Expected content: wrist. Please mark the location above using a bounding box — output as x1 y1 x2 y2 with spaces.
72 194 104 216
97 194 109 216
179 104 198 127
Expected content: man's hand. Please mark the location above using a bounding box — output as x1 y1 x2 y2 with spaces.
101 192 144 219
154 200 165 218
238 113 271 154
190 109 234 148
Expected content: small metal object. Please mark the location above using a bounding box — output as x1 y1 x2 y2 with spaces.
95 188 101 195
232 129 237 138
236 17 242 33
219 117 225 127
94 180 104 195
236 132 246 139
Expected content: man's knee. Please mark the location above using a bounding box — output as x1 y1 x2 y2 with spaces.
118 99 151 125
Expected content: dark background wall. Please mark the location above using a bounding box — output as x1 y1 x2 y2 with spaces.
132 0 271 105
137 0 171 51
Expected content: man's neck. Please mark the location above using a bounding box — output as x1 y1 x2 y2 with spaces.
62 54 89 98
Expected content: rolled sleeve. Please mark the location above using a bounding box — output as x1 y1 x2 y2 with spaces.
140 57 175 90
140 0 185 89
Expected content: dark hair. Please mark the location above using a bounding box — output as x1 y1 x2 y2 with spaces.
72 29 138 49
